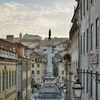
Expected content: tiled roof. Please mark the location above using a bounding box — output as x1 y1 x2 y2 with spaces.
0 38 15 46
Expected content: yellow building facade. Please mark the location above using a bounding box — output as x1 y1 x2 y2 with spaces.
31 58 46 87
56 59 66 86
0 48 17 100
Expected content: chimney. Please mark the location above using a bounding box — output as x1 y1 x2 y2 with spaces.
6 35 14 42
19 33 22 38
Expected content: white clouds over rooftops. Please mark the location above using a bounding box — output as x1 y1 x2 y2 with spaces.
0 1 76 38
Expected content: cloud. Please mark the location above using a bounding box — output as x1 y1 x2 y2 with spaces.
0 1 76 38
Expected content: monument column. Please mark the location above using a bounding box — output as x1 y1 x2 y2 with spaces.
47 37 53 76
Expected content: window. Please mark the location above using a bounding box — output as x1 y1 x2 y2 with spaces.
0 73 1 93
12 71 13 86
62 77 64 81
8 47 12 51
83 32 85 54
37 64 39 68
81 3 82 20
86 70 88 93
32 64 34 68
9 71 11 88
91 0 93 4
62 65 64 68
62 70 64 74
37 59 39 61
91 24 93 50
96 71 98 100
15 71 16 85
37 71 40 75
81 35 82 54
80 69 82 85
90 71 93 97
32 71 34 74
96 18 99 49
37 77 40 81
83 69 85 91
83 0 85 15
87 29 89 52
87 0 88 10
2 71 4 91
6 71 8 89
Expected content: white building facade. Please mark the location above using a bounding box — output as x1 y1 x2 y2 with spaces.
79 0 100 100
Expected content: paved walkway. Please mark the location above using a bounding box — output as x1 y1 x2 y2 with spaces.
31 88 40 100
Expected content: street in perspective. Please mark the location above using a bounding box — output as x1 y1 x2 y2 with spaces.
0 0 100 100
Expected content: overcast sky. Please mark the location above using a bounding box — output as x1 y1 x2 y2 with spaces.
0 0 76 39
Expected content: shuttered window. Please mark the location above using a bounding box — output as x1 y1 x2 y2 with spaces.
81 3 82 20
2 71 4 91
87 0 88 10
86 70 88 93
96 71 98 100
83 0 85 15
83 33 85 54
91 24 93 50
96 18 99 49
87 29 89 52
90 71 93 97
83 69 85 91
81 35 82 54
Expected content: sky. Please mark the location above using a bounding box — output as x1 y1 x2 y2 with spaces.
0 0 76 39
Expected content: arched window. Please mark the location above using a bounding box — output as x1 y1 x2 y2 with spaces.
2 71 4 91
12 71 13 86
9 71 11 88
6 71 8 89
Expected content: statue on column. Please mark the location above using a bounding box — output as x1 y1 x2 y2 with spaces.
48 29 51 39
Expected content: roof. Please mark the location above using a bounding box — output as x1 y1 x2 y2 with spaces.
0 38 15 46
29 52 40 58
0 38 29 49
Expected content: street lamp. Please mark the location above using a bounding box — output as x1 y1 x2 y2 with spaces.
73 79 83 98
62 84 67 93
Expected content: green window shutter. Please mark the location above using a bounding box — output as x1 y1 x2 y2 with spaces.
83 33 85 54
87 0 88 10
91 0 93 4
83 0 85 15
96 18 99 49
96 71 98 100
83 70 85 91
90 71 92 97
81 69 82 84
91 24 93 50
87 29 88 52
86 70 88 93
81 35 82 54
81 3 82 20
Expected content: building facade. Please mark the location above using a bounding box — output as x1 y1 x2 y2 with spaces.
30 52 46 88
79 0 100 100
69 1 80 99
0 39 31 100
0 47 17 100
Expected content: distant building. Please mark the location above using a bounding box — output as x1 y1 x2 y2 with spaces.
56 54 65 87
13 33 42 48
29 52 46 87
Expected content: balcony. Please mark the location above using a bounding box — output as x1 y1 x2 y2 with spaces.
0 47 17 60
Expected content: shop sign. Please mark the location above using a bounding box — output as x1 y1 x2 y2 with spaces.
90 55 97 63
